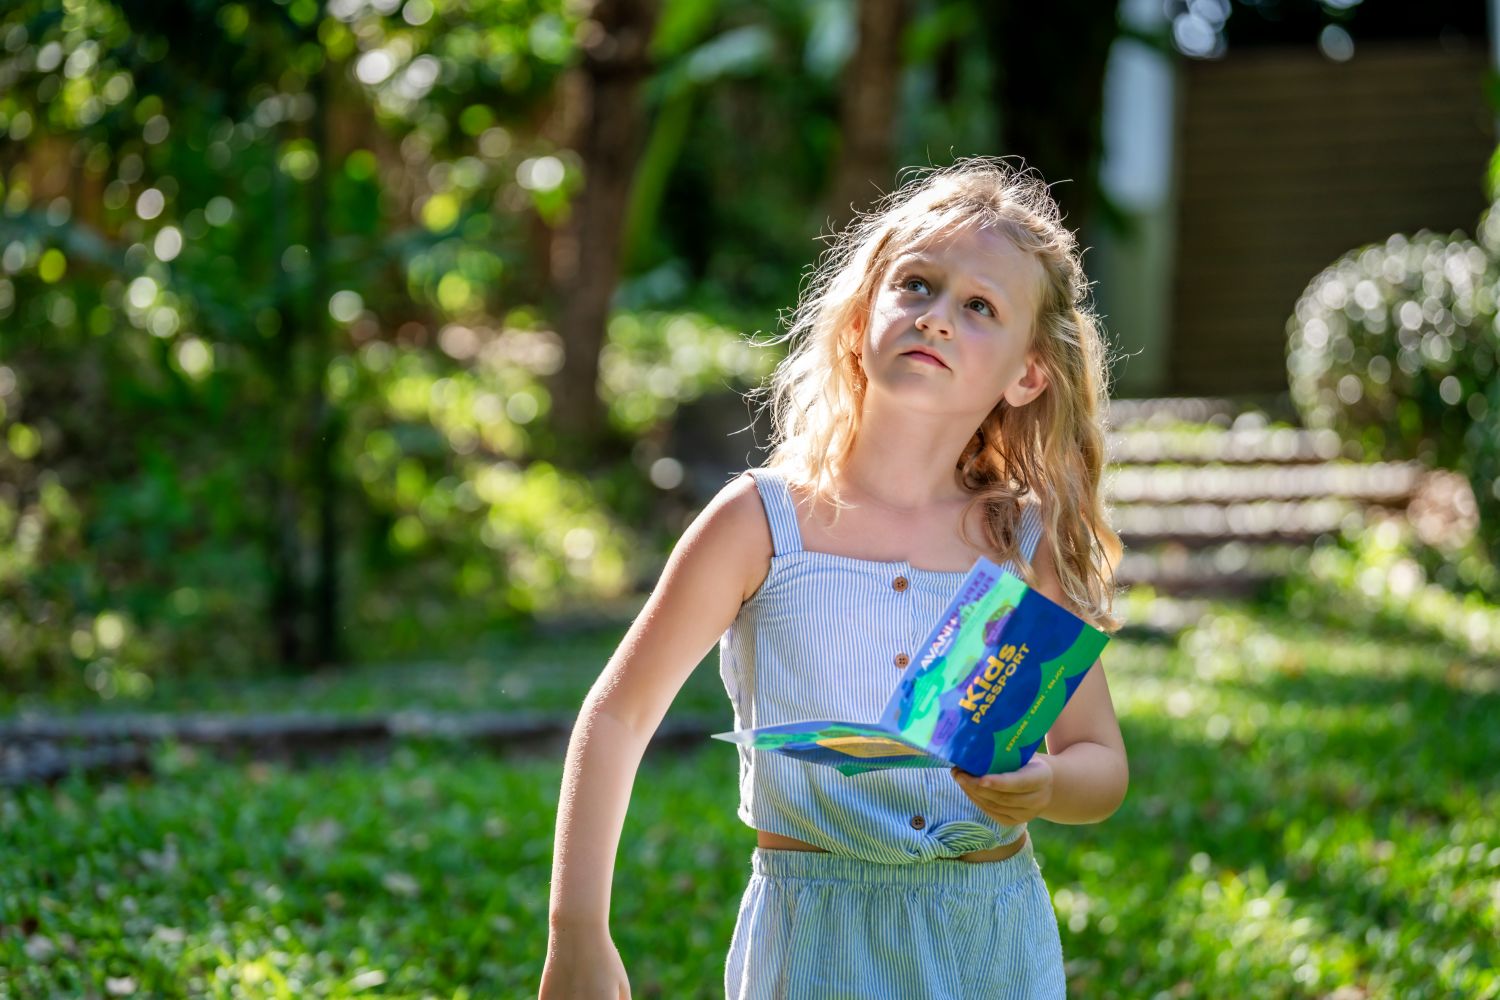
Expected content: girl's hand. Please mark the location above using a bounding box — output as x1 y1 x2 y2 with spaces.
950 757 1054 826
540 922 631 1000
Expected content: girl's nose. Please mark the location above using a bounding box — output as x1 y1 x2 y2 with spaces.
916 302 955 336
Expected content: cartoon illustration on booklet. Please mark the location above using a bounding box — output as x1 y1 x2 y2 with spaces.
711 556 1110 776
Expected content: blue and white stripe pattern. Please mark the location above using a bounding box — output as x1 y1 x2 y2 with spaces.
718 466 1046 863
725 840 1067 999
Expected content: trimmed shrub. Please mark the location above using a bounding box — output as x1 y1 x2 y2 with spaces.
1286 230 1497 468
1287 208 1500 566
1465 374 1500 562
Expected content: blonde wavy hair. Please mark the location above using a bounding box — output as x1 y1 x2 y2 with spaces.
747 155 1125 633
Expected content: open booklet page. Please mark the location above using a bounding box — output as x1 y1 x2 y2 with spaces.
712 556 1109 776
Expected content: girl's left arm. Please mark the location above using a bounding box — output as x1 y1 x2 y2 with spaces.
951 524 1128 826
1032 654 1128 824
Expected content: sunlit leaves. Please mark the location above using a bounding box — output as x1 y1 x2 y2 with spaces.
277 138 320 181
515 152 577 223
219 3 251 40
599 310 777 434
0 0 776 696
203 195 234 226
419 190 459 231
7 422 40 460
172 337 213 380
341 149 376 182
407 240 504 317
333 331 635 650
1282 516 1500 662
134 186 164 219
35 248 64 282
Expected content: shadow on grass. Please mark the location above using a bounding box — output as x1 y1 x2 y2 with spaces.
1042 650 1499 998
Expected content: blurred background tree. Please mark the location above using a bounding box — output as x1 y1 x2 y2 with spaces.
4 0 1496 709
0 0 1140 701
1 0 635 695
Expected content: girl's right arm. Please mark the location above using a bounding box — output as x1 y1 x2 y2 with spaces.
539 472 771 999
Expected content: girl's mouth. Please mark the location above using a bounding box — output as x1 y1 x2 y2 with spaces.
901 349 948 369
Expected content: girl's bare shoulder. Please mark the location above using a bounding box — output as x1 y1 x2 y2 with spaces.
703 471 775 605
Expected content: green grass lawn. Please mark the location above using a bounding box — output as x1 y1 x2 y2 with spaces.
3 599 1498 998
1 741 748 999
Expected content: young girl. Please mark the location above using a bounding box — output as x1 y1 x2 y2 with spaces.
541 156 1128 999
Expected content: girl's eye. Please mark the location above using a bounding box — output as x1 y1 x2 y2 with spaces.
898 275 996 319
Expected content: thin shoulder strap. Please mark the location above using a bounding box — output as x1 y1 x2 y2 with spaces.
746 467 804 557
1019 498 1044 565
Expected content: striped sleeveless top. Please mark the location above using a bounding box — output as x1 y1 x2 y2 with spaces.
718 466 1047 865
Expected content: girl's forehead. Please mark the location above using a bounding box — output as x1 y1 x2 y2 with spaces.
896 221 1019 261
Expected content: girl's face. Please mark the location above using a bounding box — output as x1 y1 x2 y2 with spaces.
857 224 1048 415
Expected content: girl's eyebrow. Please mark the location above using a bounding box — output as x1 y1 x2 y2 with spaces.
893 254 1012 305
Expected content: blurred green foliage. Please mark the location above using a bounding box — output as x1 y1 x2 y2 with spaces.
0 0 789 702
1274 516 1500 661
1286 193 1500 571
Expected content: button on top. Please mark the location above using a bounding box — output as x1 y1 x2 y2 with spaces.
894 652 911 669
892 575 909 592
910 815 926 830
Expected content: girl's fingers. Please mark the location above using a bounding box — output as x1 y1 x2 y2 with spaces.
961 786 1044 814
955 775 1041 804
985 769 1046 793
953 768 1042 794
952 767 1047 826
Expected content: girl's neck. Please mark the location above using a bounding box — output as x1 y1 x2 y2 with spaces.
839 466 969 514
838 392 990 511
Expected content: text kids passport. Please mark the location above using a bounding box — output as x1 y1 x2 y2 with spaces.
711 556 1109 777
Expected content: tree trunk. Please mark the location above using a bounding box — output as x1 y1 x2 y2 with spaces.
308 60 343 668
268 460 306 669
826 0 911 234
547 0 660 460
267 115 308 671
982 1 1121 237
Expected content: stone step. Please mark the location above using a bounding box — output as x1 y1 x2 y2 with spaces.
1106 393 1299 429
1121 573 1273 598
670 391 1431 597
1104 461 1424 505
1112 498 1363 547
0 711 724 787
1115 541 1303 594
1107 426 1345 465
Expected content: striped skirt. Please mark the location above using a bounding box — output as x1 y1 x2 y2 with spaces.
724 840 1067 999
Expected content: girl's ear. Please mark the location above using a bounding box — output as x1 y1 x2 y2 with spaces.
1004 354 1049 407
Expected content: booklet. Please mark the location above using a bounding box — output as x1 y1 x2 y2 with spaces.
711 556 1109 776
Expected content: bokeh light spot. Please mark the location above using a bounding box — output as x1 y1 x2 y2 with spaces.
37 248 66 283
